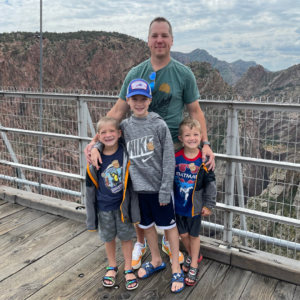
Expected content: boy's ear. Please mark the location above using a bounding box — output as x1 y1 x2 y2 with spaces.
118 130 122 138
126 97 130 105
178 135 183 142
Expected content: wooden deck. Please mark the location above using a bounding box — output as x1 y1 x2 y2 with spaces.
0 199 300 300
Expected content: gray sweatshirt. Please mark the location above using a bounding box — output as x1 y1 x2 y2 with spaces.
120 112 175 204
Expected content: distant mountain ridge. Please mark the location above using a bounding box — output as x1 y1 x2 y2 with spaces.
234 64 300 99
171 49 259 86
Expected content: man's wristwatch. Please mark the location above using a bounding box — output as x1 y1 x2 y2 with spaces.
202 141 211 147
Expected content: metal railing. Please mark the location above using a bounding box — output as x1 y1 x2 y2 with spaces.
1 88 300 260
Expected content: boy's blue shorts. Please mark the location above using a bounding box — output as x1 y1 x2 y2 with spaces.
137 193 177 230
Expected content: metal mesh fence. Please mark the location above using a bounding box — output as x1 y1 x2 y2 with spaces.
1 90 300 259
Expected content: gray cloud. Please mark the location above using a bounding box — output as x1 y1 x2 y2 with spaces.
0 0 300 71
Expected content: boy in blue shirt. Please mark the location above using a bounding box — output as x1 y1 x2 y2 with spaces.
86 117 139 290
174 118 216 286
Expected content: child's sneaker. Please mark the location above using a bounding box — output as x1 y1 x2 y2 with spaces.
132 239 147 270
162 236 184 264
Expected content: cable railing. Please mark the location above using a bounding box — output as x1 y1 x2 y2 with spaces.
1 89 300 260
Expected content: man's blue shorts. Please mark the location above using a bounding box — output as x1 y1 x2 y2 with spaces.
137 193 177 230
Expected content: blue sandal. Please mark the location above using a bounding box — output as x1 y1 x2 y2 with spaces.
138 262 166 279
102 266 118 287
171 270 185 293
124 269 139 290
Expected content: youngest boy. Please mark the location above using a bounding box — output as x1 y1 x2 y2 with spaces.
174 118 216 286
86 116 139 290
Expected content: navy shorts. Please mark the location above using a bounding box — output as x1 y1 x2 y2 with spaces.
138 193 177 230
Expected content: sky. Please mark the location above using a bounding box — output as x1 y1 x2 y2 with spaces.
1 0 300 71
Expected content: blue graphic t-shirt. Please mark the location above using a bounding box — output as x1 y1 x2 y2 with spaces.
96 146 123 211
174 149 202 217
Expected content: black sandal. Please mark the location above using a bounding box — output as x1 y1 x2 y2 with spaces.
184 266 199 286
102 266 118 287
124 269 139 290
183 255 191 273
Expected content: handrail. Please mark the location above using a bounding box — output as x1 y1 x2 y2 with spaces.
0 160 85 180
2 91 300 112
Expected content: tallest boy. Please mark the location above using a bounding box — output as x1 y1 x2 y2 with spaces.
84 15 215 274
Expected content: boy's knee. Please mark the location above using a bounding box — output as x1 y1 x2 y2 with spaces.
190 235 199 240
180 232 189 239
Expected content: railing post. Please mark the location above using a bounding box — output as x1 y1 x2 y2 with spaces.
77 98 88 205
234 117 247 246
223 106 236 246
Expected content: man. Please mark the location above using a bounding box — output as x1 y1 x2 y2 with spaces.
84 17 215 292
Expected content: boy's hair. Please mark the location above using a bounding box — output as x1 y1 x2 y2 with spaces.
97 116 120 133
148 17 173 37
179 118 201 136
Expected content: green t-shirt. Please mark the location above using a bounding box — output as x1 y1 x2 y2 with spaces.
119 58 200 143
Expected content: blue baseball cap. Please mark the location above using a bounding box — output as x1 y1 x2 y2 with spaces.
126 79 152 99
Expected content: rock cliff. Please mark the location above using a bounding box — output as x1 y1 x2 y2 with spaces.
0 31 150 91
234 64 300 100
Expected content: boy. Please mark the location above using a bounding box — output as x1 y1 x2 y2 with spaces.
86 116 139 290
92 78 185 293
174 118 216 286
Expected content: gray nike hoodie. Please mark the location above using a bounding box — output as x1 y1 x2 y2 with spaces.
120 112 175 204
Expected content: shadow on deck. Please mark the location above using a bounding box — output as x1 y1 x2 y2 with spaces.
0 189 300 299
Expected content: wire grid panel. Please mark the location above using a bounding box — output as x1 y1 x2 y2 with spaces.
1 95 79 134
86 100 131 136
232 214 300 260
0 94 82 202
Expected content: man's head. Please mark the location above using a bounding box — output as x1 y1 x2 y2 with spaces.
148 17 173 37
178 118 202 149
96 117 121 147
126 79 152 118
148 17 173 59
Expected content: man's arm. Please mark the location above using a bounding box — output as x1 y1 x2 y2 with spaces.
84 98 129 164
186 101 215 170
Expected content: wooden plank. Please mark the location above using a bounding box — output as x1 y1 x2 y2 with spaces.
293 286 300 300
0 208 46 235
239 273 278 300
27 238 125 300
98 249 173 300
213 266 252 300
0 202 26 219
0 213 64 254
131 253 173 300
80 246 153 300
0 217 86 281
0 186 86 223
163 258 214 300
270 281 296 300
232 248 300 285
0 231 103 300
186 261 230 300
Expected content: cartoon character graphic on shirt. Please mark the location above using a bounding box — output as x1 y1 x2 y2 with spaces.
101 163 123 194
174 177 194 207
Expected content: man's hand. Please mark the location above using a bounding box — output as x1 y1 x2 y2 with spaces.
91 148 102 170
160 203 168 206
201 207 212 217
202 144 215 171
